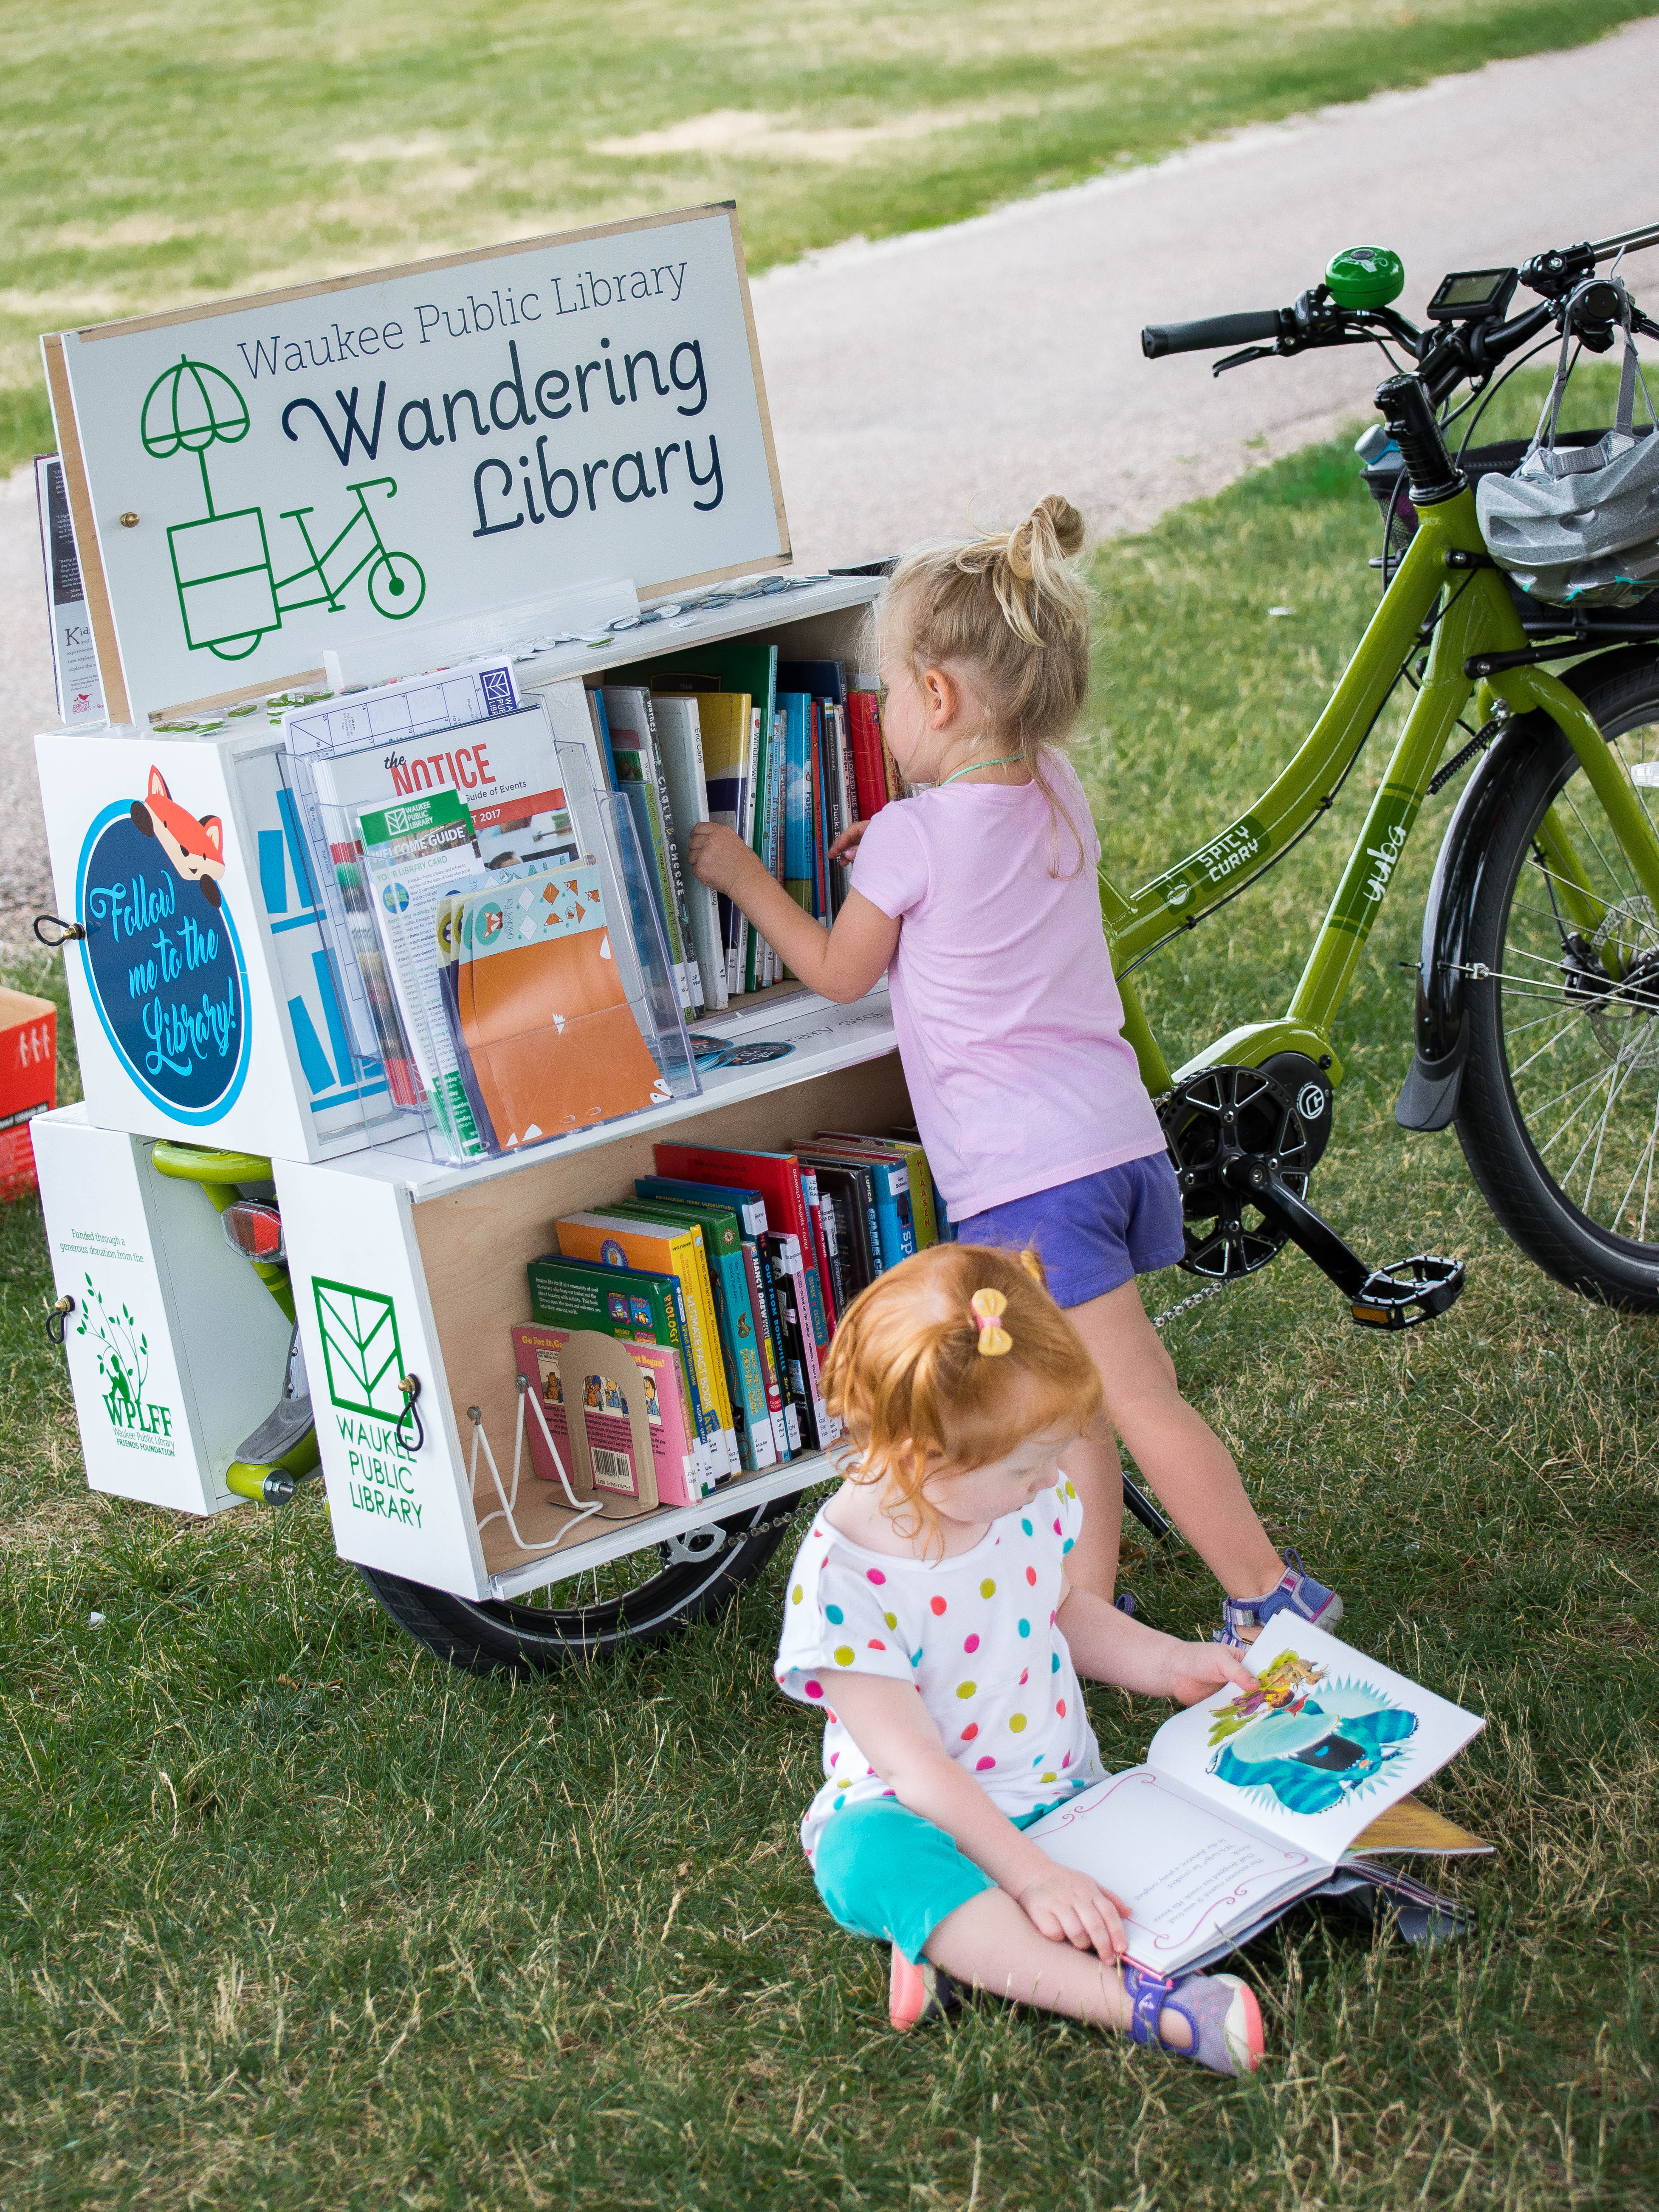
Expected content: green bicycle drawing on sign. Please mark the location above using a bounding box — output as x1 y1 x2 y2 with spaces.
141 357 426 661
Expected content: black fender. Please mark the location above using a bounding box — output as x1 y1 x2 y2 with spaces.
1395 648 1659 1132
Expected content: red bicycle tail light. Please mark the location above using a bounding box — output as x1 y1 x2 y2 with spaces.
222 1201 285 1264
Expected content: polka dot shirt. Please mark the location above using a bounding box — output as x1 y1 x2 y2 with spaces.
774 1477 1104 1859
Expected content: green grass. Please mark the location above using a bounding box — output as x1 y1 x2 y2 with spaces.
5 366 1659 2206
4 0 1656 476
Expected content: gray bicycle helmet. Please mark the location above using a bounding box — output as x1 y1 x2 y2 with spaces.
1477 274 1659 607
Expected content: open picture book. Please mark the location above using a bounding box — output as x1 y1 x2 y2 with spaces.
1029 1617 1489 1976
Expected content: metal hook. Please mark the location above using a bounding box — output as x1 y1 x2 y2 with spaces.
393 1374 425 1453
45 1293 74 1345
33 914 85 948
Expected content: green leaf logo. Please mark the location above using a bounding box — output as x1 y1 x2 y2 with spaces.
312 1277 404 1419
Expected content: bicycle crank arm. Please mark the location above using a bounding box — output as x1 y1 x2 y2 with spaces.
1231 1163 1466 1329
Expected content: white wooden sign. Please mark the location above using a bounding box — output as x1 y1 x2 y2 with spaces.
44 205 789 724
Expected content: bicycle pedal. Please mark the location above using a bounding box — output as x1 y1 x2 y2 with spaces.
1349 1254 1465 1330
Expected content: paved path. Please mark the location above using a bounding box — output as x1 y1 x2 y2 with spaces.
5 17 1658 934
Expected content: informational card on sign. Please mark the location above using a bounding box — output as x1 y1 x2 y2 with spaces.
43 205 789 725
33 456 107 725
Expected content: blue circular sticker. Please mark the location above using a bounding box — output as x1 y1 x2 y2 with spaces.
76 791 251 1124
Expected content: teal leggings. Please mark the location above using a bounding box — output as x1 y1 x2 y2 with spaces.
813 1797 1054 1965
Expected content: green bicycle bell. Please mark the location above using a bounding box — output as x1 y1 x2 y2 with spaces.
1325 244 1405 309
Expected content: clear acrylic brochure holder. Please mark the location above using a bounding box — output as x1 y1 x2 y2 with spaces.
352 735 699 1167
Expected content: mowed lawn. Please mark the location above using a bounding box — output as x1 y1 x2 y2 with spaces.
3 356 1657 2207
3 0 1656 474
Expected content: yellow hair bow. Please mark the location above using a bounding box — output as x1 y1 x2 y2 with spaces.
970 1287 1013 1357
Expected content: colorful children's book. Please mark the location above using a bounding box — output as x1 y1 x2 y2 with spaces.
601 684 700 1016
651 693 729 1012
1028 1617 1485 1977
613 1194 773 1471
800 1151 883 1287
846 687 890 824
453 863 666 1151
779 692 815 918
818 1130 938 1249
765 1229 837 1449
553 1210 739 1476
660 688 752 995
525 1253 717 1491
653 1142 818 1276
801 1159 866 1308
804 1135 916 1266
632 1181 779 1470
610 640 779 992
513 1322 708 1510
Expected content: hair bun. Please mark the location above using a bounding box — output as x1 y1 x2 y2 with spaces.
1006 494 1086 579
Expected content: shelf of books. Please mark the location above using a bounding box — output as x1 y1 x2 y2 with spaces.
36 567 939 1599
274 973 931 1601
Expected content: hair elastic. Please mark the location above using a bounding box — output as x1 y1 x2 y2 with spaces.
970 1287 1013 1356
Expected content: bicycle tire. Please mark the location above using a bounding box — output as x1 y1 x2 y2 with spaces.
1456 652 1659 1305
368 550 425 621
355 1490 805 1674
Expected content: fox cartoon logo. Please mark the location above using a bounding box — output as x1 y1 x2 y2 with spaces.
130 768 226 907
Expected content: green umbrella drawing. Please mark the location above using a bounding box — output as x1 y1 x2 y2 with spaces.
141 356 251 516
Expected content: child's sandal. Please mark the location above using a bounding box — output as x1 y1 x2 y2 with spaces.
1214 1548 1343 1649
1123 1965 1264 2077
889 1947 960 2031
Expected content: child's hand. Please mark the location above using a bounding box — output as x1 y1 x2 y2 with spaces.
828 820 869 863
689 821 758 895
1158 1639 1257 1708
1015 1865 1129 1957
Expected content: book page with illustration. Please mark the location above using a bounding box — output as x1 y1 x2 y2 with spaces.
1143 1617 1484 1859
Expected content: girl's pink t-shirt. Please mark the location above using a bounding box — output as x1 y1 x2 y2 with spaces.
849 754 1165 1220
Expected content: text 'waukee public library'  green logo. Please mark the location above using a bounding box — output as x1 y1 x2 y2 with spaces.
313 1276 406 1421
75 1274 175 1454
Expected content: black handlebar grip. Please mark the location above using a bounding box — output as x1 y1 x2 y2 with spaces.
1141 310 1287 359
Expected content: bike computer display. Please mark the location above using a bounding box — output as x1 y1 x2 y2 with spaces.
1426 267 1518 322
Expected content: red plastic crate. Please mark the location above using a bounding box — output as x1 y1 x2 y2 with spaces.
1 988 58 1202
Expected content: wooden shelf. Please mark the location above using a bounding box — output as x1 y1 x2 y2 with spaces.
480 1450 835 1601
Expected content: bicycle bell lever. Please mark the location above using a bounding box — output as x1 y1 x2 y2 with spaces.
1228 1159 1465 1332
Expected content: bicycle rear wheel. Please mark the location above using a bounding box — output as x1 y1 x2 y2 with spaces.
1456 655 1659 1305
356 1490 804 1674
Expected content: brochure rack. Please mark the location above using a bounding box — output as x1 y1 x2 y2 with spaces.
33 575 910 1616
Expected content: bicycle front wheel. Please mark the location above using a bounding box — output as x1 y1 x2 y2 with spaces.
1457 654 1659 1305
368 550 425 621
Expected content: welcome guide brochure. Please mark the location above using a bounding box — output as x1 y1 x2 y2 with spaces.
1029 1617 1485 1976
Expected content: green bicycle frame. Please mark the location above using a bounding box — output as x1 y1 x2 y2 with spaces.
1103 480 1659 1097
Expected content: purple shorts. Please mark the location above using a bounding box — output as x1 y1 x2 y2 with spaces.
956 1153 1185 1310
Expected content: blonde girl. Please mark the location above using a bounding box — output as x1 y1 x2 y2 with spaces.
774 1244 1264 2071
690 495 1341 1647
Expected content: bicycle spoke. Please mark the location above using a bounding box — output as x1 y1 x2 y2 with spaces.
1575 1043 1642 1214
1559 784 1638 906
1610 1080 1659 1236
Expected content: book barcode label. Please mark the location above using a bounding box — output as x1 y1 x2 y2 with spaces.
591 1447 635 1495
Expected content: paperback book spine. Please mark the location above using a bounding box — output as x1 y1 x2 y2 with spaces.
742 1238 793 1456
769 1231 836 1448
765 1236 818 1452
640 691 703 1012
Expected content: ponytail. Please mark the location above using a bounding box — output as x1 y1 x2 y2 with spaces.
874 493 1093 872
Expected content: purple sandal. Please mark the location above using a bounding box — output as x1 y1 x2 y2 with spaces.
1215 1548 1343 1649
1123 1965 1265 2076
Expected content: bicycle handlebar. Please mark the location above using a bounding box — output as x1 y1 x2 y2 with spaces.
1141 310 1287 359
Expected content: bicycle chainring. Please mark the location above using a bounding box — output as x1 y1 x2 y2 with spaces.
1158 1062 1321 1280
